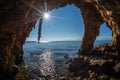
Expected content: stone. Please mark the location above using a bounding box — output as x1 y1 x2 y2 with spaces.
98 75 109 80
113 63 120 73
67 55 119 79
91 43 120 59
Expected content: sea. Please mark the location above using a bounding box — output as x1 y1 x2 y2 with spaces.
23 40 111 79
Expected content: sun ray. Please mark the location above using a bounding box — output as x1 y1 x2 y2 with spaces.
44 0 48 12
32 0 58 42
32 6 43 15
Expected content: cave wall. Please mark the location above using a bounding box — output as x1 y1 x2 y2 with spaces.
0 0 120 76
0 0 36 75
93 0 120 51
74 1 103 53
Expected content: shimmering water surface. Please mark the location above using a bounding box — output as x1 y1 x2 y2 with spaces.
23 40 111 79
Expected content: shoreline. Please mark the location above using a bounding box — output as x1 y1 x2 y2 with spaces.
15 43 120 80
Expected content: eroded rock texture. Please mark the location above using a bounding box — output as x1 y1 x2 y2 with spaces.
0 0 120 78
94 0 120 51
0 0 36 77
67 55 120 79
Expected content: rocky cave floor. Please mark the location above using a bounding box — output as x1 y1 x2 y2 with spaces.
15 44 120 80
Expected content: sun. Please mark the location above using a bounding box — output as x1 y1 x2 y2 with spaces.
32 0 56 42
43 12 50 19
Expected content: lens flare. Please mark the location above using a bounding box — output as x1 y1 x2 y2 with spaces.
32 0 56 22
32 0 56 41
43 12 50 19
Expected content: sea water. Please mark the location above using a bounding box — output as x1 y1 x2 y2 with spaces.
23 40 111 79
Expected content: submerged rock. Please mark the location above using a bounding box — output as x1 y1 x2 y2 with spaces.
31 53 41 56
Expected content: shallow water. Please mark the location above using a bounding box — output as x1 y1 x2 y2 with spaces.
23 40 111 79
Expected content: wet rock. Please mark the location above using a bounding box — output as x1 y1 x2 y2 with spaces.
113 63 120 74
98 74 109 80
68 57 86 72
14 64 36 80
30 53 41 57
59 77 68 80
89 58 115 75
91 43 119 59
67 55 119 79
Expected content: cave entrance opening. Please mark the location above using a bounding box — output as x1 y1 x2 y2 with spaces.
23 4 84 78
94 22 112 47
24 4 84 56
26 4 84 42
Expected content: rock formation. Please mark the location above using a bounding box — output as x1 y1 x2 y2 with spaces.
67 55 120 80
0 0 120 79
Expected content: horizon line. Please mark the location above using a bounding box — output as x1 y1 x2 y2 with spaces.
26 39 112 42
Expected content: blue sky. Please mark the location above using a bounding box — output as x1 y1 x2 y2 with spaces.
26 4 112 41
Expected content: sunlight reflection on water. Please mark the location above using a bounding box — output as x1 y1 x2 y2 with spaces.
39 51 57 78
25 50 61 79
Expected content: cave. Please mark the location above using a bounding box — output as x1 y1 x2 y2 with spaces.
26 4 84 42
0 0 120 79
94 23 112 47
